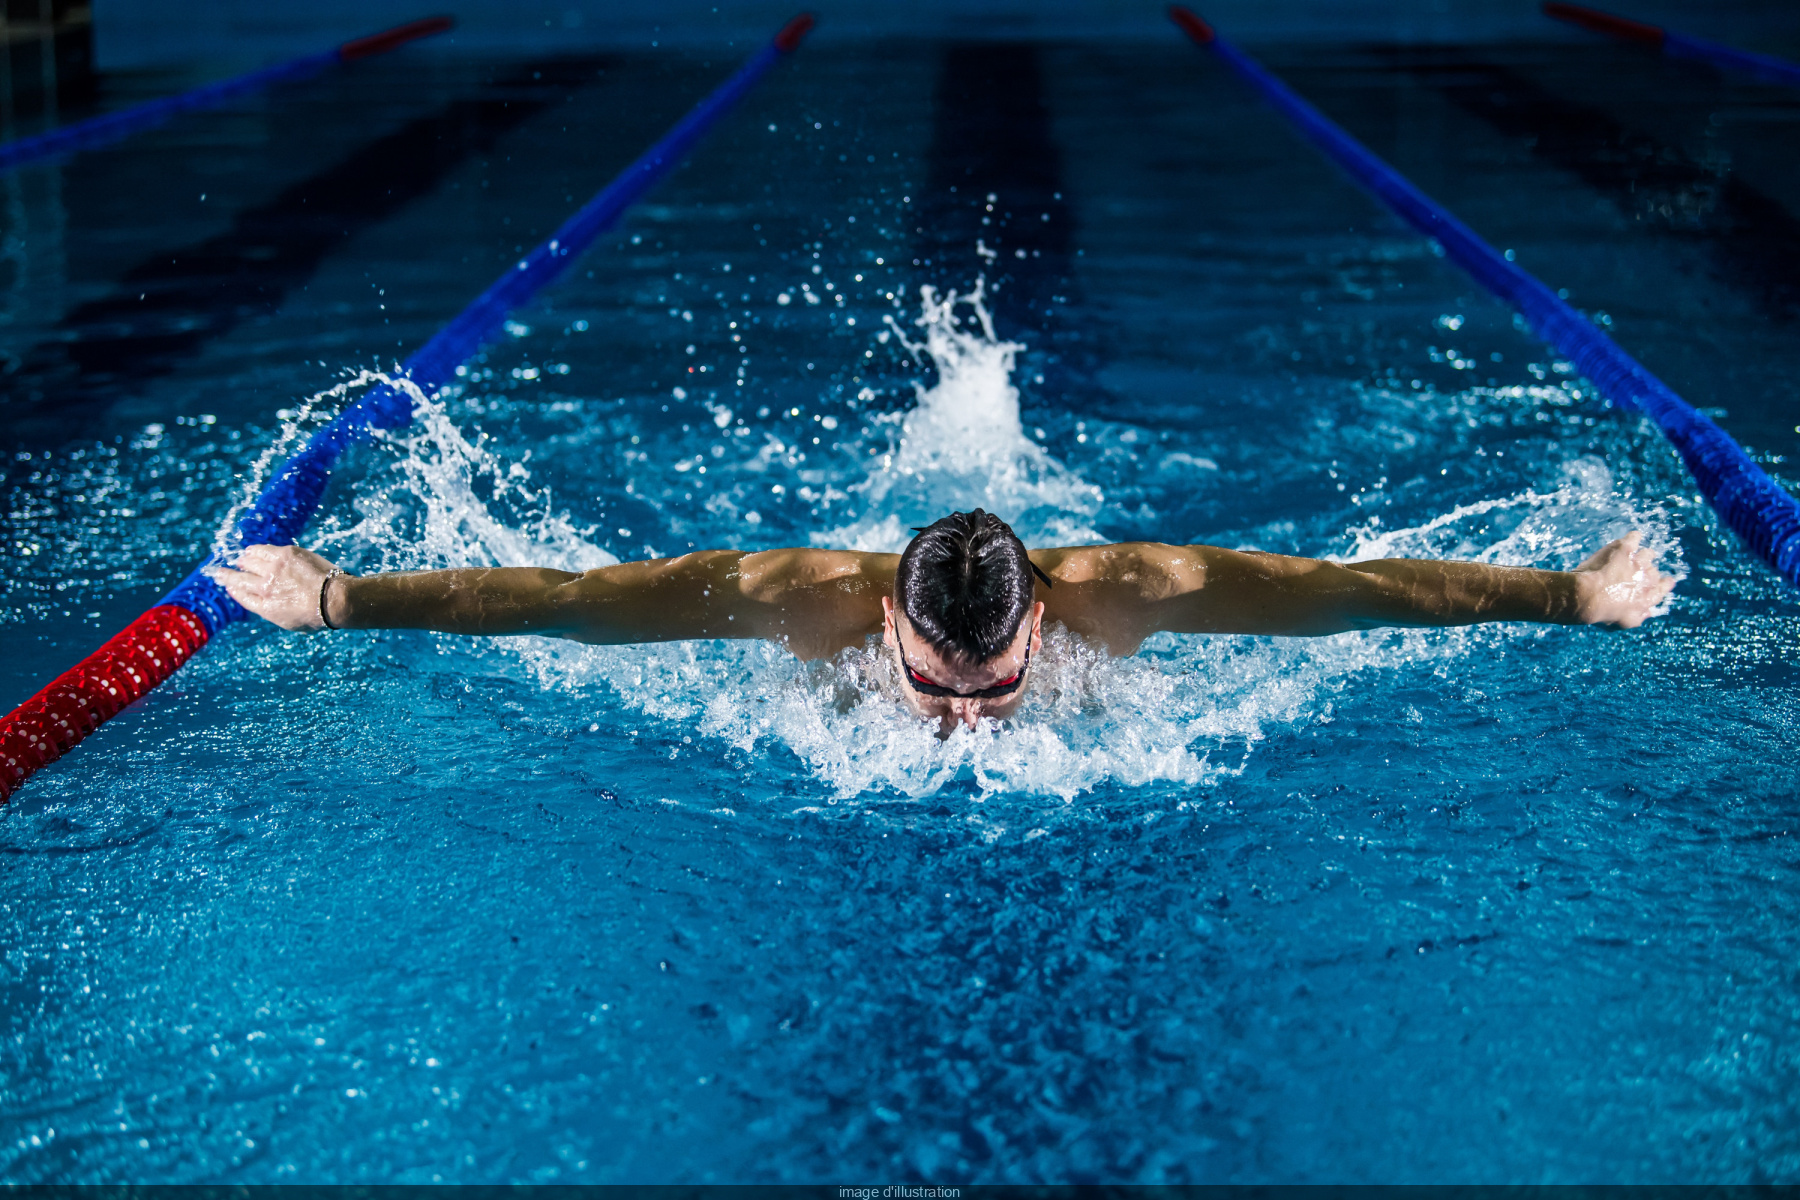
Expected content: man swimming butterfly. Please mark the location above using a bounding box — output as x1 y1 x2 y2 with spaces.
216 509 1674 733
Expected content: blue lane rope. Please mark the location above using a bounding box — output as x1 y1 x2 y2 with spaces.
1664 31 1800 89
1169 6 1800 590
1544 3 1800 90
161 14 817 632
0 16 454 176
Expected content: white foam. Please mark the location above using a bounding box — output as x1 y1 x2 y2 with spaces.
822 280 1104 551
498 619 1509 804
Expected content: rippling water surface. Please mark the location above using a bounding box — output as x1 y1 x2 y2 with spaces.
3 35 1799 1183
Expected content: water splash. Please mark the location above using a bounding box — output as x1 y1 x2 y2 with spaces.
822 279 1103 551
500 473 1677 803
328 395 615 575
1341 455 1684 596
212 369 430 560
293 297 1684 803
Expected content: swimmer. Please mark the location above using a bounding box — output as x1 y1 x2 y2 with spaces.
215 509 1674 733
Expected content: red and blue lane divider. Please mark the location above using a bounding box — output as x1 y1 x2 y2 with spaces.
1169 6 1800 593
1543 3 1800 90
0 16 455 175
0 13 817 804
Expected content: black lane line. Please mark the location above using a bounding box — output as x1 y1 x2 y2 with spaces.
0 55 610 429
1367 47 1800 320
919 43 1073 324
915 42 1100 396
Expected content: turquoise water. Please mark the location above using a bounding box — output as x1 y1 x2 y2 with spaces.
3 35 1800 1182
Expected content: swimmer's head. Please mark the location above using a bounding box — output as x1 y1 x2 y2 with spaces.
886 510 1048 731
894 509 1037 663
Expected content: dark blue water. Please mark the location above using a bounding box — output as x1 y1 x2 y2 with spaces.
3 34 1799 1182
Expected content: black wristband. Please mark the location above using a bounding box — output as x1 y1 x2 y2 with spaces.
318 568 344 631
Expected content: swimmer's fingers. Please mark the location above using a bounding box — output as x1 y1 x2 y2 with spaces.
207 561 255 601
1631 547 1677 619
232 542 336 577
210 562 293 627
1575 531 1675 627
1607 574 1674 628
209 543 341 632
1575 530 1642 575
230 543 283 576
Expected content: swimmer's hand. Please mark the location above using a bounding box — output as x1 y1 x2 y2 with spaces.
1570 531 1676 628
210 543 346 632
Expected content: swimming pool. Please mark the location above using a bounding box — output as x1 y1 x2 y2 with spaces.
4 28 1799 1183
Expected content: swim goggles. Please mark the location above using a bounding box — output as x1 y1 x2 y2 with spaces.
891 618 1032 700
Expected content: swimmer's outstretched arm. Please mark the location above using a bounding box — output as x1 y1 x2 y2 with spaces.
1033 533 1675 654
213 544 896 659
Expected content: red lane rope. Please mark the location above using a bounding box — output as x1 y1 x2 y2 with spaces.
1168 5 1216 44
0 14 455 176
1542 3 1665 45
774 13 816 53
339 16 456 62
0 607 211 803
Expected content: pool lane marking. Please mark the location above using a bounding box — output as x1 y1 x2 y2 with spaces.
1372 46 1800 322
7 55 613 433
0 13 818 805
0 17 454 177
1168 6 1800 593
1543 3 1800 90
919 45 1080 320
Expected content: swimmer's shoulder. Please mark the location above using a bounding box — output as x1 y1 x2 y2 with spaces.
1030 541 1213 601
1027 542 1220 655
734 546 898 602
729 547 895 659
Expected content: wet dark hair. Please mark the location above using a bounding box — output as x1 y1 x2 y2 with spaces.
895 509 1050 664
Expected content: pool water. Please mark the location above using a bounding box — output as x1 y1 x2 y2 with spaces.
4 31 1800 1183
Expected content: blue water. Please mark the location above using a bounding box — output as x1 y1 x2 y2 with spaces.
4 33 1800 1183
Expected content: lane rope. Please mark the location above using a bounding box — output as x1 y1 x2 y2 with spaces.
1544 3 1800 90
0 16 455 175
0 13 817 804
1169 6 1800 591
